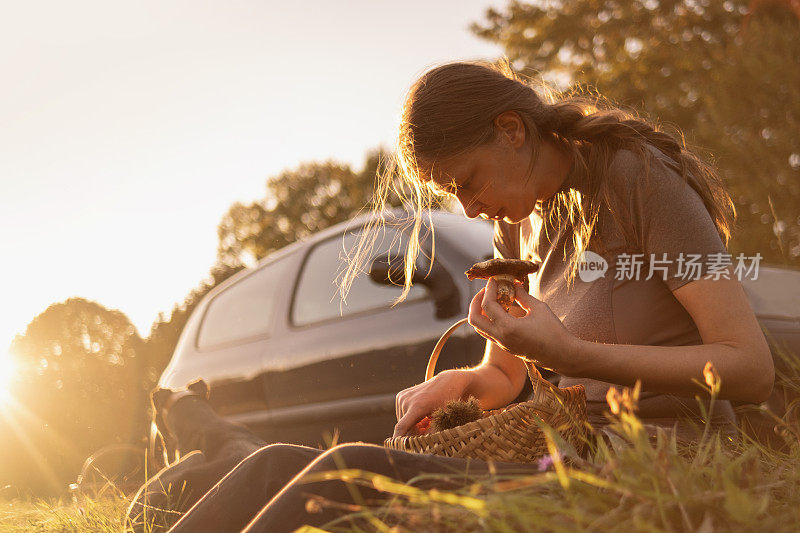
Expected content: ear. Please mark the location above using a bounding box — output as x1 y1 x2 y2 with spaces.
493 111 527 149
151 388 173 413
186 378 210 400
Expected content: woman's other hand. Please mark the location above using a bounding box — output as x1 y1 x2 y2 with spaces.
393 369 473 438
468 278 580 374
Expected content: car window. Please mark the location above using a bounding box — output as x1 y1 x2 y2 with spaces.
431 215 494 261
197 257 292 349
292 226 427 326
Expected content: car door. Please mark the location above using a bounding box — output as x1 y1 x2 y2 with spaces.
180 253 298 421
258 222 483 447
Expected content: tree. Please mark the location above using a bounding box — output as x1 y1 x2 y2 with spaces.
217 149 403 267
3 298 146 495
472 0 800 265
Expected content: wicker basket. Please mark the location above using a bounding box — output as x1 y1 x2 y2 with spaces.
384 318 587 464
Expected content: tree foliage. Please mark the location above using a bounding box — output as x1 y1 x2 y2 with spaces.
217 149 402 267
472 0 800 265
3 298 146 495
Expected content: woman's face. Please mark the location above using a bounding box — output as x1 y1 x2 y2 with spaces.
423 134 540 224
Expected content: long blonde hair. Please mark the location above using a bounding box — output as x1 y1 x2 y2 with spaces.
340 59 735 301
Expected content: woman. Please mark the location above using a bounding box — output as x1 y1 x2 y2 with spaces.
375 59 775 439
169 59 774 532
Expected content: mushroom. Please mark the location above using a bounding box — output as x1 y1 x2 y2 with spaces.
465 258 539 311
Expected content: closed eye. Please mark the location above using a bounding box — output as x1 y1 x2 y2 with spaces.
430 180 457 196
450 172 474 194
433 177 460 196
426 169 472 197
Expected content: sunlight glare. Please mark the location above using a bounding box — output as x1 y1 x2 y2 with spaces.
0 351 17 405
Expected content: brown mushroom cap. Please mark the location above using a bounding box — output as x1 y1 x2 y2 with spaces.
465 258 539 293
465 258 539 281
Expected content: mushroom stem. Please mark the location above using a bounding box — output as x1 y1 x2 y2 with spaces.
465 258 538 313
492 274 516 311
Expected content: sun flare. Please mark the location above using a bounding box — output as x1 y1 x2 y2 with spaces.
0 351 17 405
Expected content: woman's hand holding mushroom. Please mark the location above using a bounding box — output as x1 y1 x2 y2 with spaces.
468 278 581 375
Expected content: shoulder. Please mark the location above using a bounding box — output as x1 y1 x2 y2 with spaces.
607 145 689 199
604 145 727 258
603 146 712 234
608 144 686 187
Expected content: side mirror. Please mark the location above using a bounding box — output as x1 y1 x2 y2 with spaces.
369 254 460 319
368 253 408 287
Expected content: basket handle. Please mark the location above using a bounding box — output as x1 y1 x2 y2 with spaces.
425 317 562 401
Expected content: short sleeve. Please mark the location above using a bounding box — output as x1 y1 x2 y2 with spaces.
613 148 729 292
493 220 520 260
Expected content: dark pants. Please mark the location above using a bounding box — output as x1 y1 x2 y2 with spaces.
168 442 541 533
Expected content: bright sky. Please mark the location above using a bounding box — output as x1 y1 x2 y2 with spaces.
0 1 506 353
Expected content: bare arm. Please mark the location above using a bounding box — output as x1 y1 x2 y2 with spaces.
469 270 774 405
567 275 774 403
464 306 529 410
393 306 529 437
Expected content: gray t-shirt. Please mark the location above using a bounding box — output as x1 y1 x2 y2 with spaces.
493 144 736 427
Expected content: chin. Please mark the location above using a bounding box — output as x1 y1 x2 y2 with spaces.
506 208 531 224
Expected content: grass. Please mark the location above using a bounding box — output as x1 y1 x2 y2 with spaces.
297 416 800 532
399 431 790 531
297 356 800 532
3 351 799 532
0 495 130 532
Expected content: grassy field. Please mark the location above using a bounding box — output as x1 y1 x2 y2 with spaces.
2 357 798 532
0 495 130 532
3 416 798 532
296 377 800 533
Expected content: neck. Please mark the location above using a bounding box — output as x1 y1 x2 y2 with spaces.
533 139 574 203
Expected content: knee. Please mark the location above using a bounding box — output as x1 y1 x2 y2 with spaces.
312 443 390 471
246 443 315 466
223 443 312 480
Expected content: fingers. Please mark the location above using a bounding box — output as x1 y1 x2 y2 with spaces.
395 392 401 423
469 279 514 337
514 283 538 311
482 279 508 317
468 289 494 338
393 408 425 438
396 389 413 424
395 390 414 424
393 389 414 437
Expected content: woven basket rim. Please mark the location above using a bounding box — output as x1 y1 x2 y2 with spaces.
385 383 586 448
